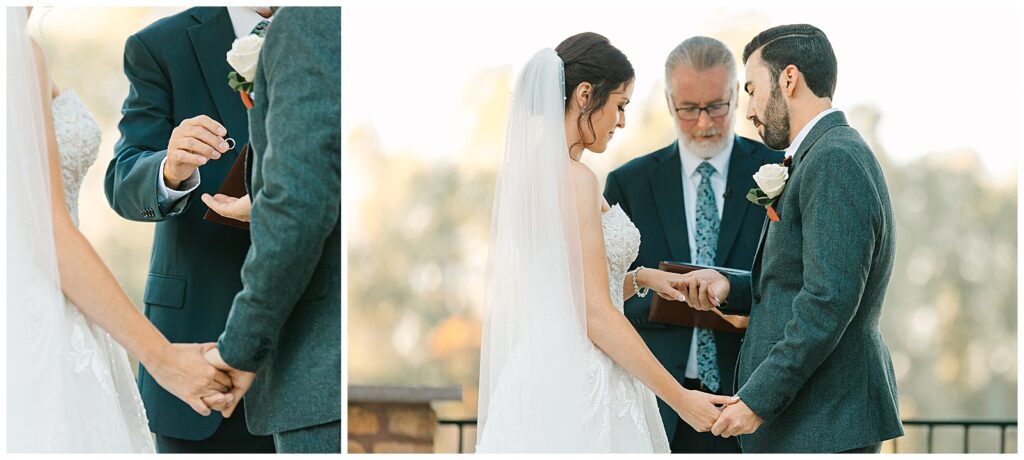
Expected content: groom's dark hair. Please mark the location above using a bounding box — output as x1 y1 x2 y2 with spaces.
742 24 837 99
556 32 634 152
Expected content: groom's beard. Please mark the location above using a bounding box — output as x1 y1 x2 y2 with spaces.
755 84 792 151
677 115 734 160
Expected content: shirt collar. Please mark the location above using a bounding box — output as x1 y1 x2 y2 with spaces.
679 135 734 180
227 7 274 39
784 107 839 159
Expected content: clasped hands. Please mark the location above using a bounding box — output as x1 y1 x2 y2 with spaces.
146 343 255 418
676 389 763 438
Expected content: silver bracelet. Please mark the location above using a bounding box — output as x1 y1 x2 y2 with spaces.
631 267 650 298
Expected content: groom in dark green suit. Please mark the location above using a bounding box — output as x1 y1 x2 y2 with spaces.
202 7 341 454
105 7 276 453
604 37 782 453
683 24 903 453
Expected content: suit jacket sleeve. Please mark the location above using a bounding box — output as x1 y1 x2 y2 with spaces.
217 8 341 372
719 271 752 316
105 33 191 221
737 142 880 421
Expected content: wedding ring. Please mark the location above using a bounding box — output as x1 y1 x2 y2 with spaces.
225 137 236 150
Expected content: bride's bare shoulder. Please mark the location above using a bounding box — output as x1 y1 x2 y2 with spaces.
568 161 598 194
568 161 605 215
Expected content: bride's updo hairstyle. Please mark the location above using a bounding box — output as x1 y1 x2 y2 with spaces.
555 32 634 152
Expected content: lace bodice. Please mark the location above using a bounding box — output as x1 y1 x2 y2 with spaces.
52 89 101 226
48 89 154 452
602 204 642 311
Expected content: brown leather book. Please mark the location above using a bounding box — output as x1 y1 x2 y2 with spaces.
203 143 250 230
647 262 747 332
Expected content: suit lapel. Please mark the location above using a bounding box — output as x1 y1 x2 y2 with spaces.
648 143 690 262
749 110 849 275
187 8 248 152
790 111 848 173
715 136 755 266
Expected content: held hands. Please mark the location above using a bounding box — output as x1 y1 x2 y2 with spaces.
672 389 739 433
201 346 256 418
145 342 233 416
673 389 764 437
675 269 731 311
711 398 763 438
201 193 251 222
635 268 688 302
164 115 231 189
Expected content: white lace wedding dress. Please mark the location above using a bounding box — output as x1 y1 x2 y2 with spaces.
48 89 155 452
584 204 670 453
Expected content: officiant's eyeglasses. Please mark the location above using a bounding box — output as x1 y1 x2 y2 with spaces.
673 92 733 121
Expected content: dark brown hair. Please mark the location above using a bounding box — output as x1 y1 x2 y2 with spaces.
742 24 837 99
555 32 634 152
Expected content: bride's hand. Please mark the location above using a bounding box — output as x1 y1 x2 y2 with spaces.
672 389 739 433
636 268 687 302
144 342 234 416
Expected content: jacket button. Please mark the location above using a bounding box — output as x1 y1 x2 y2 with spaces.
754 295 762 304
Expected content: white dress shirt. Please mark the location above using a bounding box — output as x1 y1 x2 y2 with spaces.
784 107 839 159
678 136 733 379
157 8 275 205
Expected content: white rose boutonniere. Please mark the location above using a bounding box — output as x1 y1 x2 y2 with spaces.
747 157 792 222
226 34 264 109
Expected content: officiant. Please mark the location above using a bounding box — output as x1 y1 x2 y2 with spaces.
604 36 783 454
103 6 276 454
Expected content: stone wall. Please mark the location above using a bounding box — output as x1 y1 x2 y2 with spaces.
348 385 461 453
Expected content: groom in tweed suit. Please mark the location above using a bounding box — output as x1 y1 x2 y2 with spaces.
682 24 903 453
202 7 341 453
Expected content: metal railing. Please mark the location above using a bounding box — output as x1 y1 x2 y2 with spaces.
889 419 1017 454
437 418 477 453
437 418 1017 454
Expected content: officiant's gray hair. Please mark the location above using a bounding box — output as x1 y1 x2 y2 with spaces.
664 36 737 86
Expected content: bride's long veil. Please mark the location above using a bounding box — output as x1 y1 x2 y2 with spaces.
477 49 599 452
6 7 75 451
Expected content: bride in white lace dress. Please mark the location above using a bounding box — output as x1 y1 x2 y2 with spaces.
477 33 736 453
7 8 234 452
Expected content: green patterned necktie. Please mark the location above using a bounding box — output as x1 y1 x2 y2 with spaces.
251 19 270 37
694 161 721 393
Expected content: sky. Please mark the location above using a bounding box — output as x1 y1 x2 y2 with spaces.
343 5 1021 180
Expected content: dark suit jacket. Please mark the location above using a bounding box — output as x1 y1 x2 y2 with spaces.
604 136 784 438
216 7 341 436
104 7 251 440
722 112 903 452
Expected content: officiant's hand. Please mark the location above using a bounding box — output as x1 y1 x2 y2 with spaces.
711 398 763 438
202 346 255 418
201 193 251 222
675 269 730 311
164 115 230 189
673 389 739 433
146 342 233 416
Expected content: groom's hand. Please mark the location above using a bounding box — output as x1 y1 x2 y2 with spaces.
201 193 252 222
676 269 730 311
164 115 230 189
711 398 763 438
203 346 256 418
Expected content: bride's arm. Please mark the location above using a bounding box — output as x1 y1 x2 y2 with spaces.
30 41 230 416
621 267 689 302
570 164 734 433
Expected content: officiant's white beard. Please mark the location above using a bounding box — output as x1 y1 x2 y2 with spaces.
675 114 735 160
